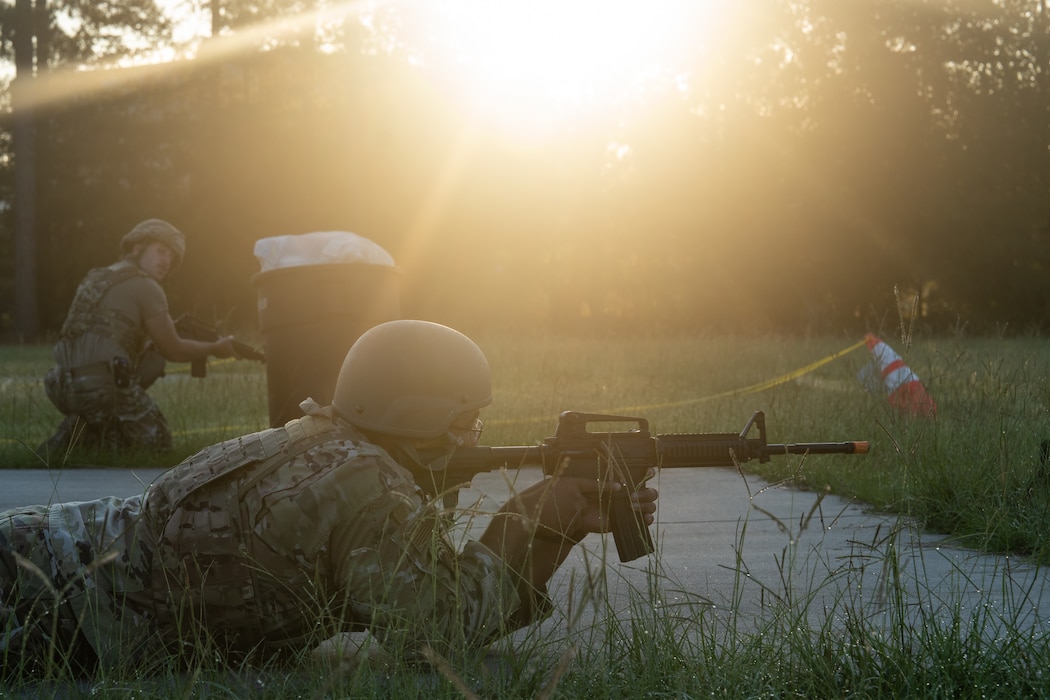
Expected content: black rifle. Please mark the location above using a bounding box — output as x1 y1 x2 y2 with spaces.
432 410 868 563
174 314 266 377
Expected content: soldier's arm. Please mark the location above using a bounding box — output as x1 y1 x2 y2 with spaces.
144 311 237 362
328 468 533 651
479 476 658 600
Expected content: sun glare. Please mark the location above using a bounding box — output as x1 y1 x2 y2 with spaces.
17 1 721 133
413 0 719 130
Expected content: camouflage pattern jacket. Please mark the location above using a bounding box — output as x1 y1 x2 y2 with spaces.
1 407 534 670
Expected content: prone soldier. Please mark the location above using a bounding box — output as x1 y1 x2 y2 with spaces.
3 320 660 676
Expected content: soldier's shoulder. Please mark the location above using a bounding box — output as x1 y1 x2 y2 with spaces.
305 439 417 500
303 436 402 474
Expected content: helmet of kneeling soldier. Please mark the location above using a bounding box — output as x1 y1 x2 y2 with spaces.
120 219 186 267
332 320 492 439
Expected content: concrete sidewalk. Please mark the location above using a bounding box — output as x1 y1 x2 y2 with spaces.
1 468 164 511
468 467 1050 645
5 465 1049 645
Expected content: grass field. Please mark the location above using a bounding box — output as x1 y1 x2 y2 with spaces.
3 331 1050 695
6 332 1049 562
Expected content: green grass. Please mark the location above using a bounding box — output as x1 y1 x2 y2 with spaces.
6 332 1050 560
1 352 270 469
3 332 1050 696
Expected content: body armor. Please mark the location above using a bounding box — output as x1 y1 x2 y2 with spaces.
59 262 150 360
144 412 386 653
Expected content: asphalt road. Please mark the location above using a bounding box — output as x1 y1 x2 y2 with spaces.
1 468 165 511
4 465 1049 646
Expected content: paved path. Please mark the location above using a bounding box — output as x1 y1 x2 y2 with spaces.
467 468 1050 648
1 468 164 511
5 466 1049 647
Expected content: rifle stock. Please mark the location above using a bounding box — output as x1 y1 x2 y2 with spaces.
436 410 868 563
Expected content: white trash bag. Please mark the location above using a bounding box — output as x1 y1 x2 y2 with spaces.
254 231 395 272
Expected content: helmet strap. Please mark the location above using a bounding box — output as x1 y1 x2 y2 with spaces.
383 438 459 508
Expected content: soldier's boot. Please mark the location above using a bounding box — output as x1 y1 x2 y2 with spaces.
35 415 81 463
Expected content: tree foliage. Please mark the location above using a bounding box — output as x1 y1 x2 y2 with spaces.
0 0 172 68
0 0 1048 337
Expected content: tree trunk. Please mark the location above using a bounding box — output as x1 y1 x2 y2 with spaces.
12 0 38 339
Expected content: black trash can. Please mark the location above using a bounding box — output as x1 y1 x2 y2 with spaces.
254 263 400 427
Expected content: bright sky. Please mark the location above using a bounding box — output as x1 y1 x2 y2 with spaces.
404 1 717 131
157 0 718 131
161 0 209 42
8 1 721 136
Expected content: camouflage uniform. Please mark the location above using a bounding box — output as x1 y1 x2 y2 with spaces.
2 404 543 676
0 496 153 676
42 259 172 453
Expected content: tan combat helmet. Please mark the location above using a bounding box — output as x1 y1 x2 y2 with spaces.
333 320 492 439
120 219 186 266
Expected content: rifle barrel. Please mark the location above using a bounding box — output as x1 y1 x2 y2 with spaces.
766 441 870 456
654 434 869 467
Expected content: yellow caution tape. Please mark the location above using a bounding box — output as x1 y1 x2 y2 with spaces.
618 337 868 413
10 340 868 442
489 338 868 425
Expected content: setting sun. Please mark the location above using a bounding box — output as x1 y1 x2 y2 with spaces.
409 0 719 129
148 0 722 133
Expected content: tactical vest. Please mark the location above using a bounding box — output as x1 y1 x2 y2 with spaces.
145 413 388 654
59 262 150 359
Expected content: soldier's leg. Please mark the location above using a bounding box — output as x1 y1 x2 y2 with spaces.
39 416 113 460
45 377 117 453
39 415 79 455
0 539 58 678
114 386 172 450
0 528 24 676
39 368 83 456
0 519 98 678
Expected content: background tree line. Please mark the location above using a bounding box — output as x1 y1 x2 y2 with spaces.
0 0 1047 339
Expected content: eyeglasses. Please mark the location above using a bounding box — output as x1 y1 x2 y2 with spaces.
449 417 484 447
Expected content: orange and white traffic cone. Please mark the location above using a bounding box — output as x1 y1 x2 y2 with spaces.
858 333 936 417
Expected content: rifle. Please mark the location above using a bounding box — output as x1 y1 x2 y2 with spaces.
174 314 266 378
431 410 868 563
